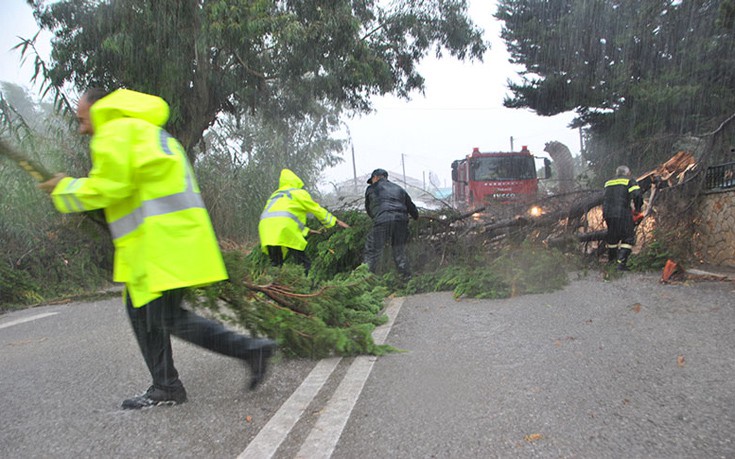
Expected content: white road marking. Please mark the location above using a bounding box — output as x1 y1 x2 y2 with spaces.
238 297 404 459
239 357 342 459
0 312 58 330
296 297 404 459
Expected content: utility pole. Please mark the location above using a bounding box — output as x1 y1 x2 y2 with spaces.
351 141 357 192
578 126 585 155
345 124 358 192
401 153 407 186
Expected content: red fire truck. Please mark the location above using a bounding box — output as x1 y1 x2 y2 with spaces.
451 146 551 209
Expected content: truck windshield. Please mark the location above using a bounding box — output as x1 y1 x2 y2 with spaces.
470 156 537 181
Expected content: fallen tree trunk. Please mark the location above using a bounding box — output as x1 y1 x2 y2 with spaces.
547 230 607 247
563 191 604 221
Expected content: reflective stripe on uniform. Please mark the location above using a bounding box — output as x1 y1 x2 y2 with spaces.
59 179 87 212
159 130 176 155
109 130 202 240
262 188 297 212
109 189 205 240
604 177 639 194
259 210 306 231
604 178 629 187
259 188 306 230
619 243 633 249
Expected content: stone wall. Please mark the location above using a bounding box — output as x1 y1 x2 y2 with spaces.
693 189 735 267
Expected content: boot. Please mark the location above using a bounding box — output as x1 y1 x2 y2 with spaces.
607 247 618 263
245 339 278 390
617 248 631 271
122 385 187 409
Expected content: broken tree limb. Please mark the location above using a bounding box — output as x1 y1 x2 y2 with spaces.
452 206 487 223
0 137 54 181
643 184 657 218
0 137 109 233
547 230 608 247
484 215 528 231
242 281 312 316
571 191 605 219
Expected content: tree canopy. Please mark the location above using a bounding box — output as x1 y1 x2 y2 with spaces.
26 0 487 155
495 0 735 175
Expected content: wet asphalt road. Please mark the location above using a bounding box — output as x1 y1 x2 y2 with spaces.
1 272 733 458
334 273 735 458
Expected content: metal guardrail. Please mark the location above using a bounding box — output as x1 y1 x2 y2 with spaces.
705 161 735 190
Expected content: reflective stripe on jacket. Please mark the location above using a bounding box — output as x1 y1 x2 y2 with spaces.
51 89 227 307
603 177 643 219
258 169 336 252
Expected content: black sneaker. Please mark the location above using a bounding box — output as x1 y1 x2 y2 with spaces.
121 385 187 409
246 339 277 390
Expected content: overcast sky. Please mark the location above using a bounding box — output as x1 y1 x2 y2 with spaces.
0 2 45 86
0 0 581 191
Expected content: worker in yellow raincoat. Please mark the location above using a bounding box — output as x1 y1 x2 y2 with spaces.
39 88 276 409
259 168 349 272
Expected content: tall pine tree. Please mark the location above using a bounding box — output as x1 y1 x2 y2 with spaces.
496 0 735 175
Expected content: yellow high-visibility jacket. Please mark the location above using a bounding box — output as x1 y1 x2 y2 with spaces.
258 169 336 255
51 89 227 307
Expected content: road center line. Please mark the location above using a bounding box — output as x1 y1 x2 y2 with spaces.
238 297 404 459
295 297 404 459
0 312 58 330
239 357 342 459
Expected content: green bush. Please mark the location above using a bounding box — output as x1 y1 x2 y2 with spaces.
307 210 371 284
0 262 42 308
629 239 672 271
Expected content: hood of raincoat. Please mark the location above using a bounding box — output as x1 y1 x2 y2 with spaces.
278 168 304 189
90 89 170 131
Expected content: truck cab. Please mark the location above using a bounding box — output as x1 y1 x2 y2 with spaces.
452 147 551 209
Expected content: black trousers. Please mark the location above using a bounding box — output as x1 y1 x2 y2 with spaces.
364 219 411 277
266 245 311 272
604 216 635 249
126 288 260 391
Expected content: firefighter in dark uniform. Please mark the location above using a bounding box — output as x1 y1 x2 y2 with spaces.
603 165 644 271
364 168 419 278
